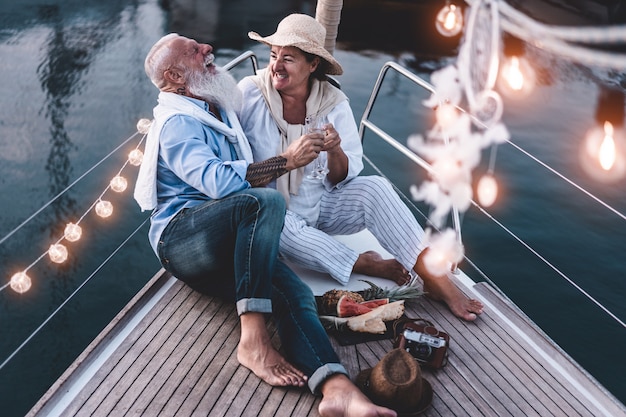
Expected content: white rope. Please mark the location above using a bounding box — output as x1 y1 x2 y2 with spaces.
462 0 626 69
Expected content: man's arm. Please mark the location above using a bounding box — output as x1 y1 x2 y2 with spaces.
245 156 288 187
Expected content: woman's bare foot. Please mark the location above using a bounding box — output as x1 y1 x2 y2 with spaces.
353 251 411 285
415 251 484 321
318 374 397 417
237 313 307 387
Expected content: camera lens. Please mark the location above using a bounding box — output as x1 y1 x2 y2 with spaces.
407 342 432 361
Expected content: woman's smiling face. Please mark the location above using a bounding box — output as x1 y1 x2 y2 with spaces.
268 45 319 93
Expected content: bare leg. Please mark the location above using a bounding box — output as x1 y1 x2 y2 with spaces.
353 251 411 285
414 249 484 321
237 312 307 387
318 373 397 417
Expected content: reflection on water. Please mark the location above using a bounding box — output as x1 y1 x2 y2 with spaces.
0 1 625 416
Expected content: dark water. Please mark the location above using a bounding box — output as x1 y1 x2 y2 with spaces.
0 1 624 416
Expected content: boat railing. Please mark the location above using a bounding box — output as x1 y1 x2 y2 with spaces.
356 60 626 329
222 50 259 74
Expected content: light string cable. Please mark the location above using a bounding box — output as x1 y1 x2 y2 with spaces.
0 217 150 371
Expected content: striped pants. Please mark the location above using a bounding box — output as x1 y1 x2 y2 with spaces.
279 176 426 285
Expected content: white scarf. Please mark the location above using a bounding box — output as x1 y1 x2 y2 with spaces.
250 69 347 203
134 92 253 211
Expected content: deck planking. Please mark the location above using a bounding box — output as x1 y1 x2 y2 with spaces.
27 268 626 417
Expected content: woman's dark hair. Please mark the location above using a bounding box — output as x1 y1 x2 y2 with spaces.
302 50 330 81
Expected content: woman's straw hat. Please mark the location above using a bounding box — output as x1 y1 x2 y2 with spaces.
248 13 343 75
355 348 433 416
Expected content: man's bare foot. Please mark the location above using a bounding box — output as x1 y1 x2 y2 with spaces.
318 374 397 417
415 251 484 321
238 313 307 387
353 251 410 285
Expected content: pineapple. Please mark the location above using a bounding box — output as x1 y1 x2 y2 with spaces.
358 280 424 302
320 289 364 315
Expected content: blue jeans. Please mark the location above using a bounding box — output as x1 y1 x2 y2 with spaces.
157 188 346 393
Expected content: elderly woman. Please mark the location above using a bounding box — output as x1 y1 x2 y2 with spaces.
238 14 483 322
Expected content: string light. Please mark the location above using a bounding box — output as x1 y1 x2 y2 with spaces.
110 176 128 193
580 121 626 182
599 122 616 170
497 33 536 98
10 272 31 293
436 2 464 37
1 118 151 294
136 118 152 134
497 55 535 97
476 173 498 206
128 149 144 166
64 223 83 242
48 244 69 264
436 102 459 128
95 200 114 218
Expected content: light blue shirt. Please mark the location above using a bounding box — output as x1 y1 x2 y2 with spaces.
148 96 250 253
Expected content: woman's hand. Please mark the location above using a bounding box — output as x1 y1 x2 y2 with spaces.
281 132 325 171
321 123 341 153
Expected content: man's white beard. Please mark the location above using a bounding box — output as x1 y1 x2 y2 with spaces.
187 67 242 112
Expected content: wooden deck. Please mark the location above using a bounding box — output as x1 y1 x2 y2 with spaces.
27 265 626 417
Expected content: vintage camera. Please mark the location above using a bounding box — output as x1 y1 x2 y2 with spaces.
402 328 448 367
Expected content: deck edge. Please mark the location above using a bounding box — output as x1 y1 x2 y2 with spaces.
25 268 174 417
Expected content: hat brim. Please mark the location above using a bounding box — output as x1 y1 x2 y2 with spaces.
248 30 344 76
355 368 433 416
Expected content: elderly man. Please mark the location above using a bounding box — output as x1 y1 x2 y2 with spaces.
134 33 397 417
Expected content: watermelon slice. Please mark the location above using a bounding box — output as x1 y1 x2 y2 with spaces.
336 295 373 317
359 298 389 309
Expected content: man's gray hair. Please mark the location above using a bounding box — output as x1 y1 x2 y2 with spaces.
144 33 181 89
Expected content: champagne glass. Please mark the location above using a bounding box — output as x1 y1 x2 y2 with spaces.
305 114 330 180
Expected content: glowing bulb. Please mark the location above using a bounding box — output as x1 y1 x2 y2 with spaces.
96 200 113 218
128 149 144 166
435 103 458 128
477 174 498 207
498 56 535 98
505 57 524 91
48 243 69 263
136 118 152 134
433 156 463 191
436 4 463 37
580 122 626 182
599 121 616 170
110 175 128 192
10 271 31 293
64 222 82 242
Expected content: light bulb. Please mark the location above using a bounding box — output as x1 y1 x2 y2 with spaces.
477 174 498 207
10 271 31 293
580 121 626 182
96 200 113 218
128 149 144 166
64 222 82 242
433 155 463 191
436 102 459 128
136 118 152 134
48 243 69 263
599 121 616 170
110 175 128 192
498 56 535 98
436 4 463 37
